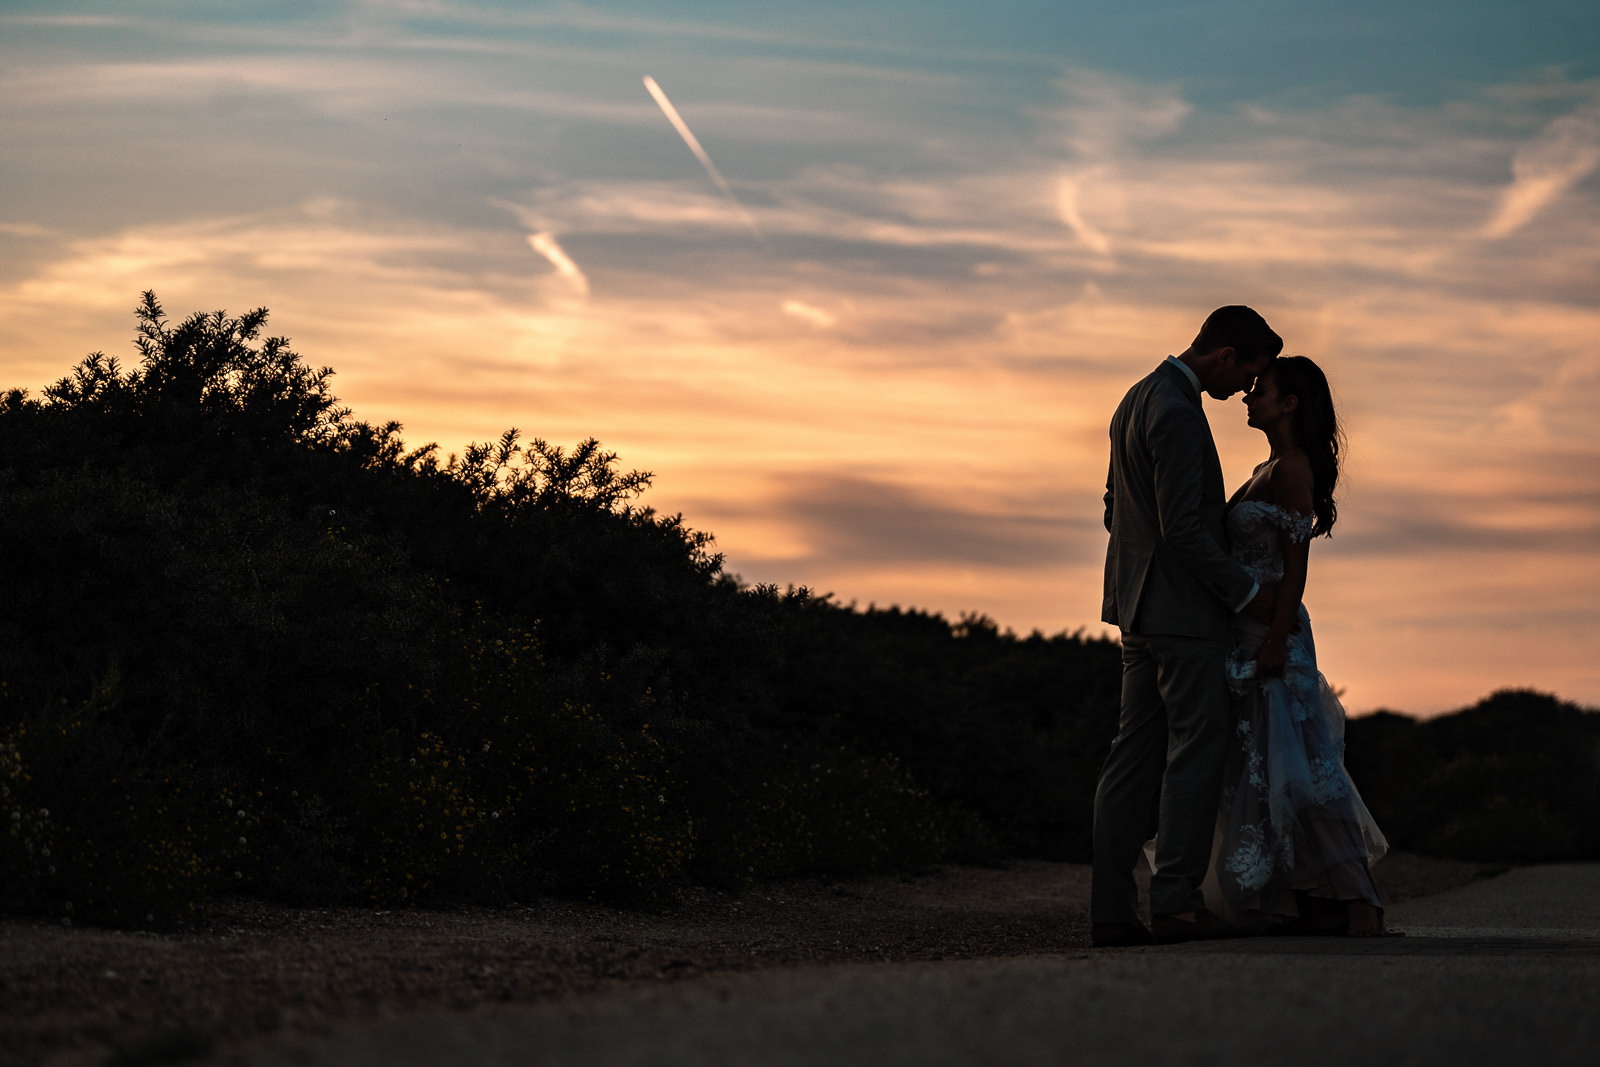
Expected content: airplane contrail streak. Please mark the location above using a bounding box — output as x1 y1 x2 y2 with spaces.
643 74 765 245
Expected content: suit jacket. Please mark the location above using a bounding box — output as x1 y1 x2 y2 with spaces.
1101 360 1256 640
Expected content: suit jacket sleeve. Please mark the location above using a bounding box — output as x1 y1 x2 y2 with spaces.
1104 459 1115 533
1146 400 1257 611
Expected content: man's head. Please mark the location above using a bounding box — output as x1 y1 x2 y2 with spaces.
1183 305 1282 399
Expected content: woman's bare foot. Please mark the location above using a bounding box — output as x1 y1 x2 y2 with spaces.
1346 900 1382 937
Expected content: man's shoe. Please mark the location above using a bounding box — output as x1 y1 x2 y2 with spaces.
1150 909 1231 944
1091 921 1152 948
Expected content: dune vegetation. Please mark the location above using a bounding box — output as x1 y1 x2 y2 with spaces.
2 294 1593 927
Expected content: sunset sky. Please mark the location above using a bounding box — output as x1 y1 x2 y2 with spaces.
3 1 1598 716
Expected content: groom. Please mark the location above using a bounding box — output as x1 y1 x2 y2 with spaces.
1091 305 1282 947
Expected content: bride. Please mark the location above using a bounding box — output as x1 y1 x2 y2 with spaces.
1208 355 1389 936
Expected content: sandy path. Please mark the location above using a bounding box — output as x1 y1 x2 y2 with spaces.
3 853 1485 1065
219 865 1600 1067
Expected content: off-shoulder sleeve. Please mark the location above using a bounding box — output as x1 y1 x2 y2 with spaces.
1274 506 1315 543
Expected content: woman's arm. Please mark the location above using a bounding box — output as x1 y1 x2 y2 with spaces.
1256 453 1314 677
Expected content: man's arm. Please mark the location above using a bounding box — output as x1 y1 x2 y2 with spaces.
1104 458 1115 533
1146 402 1259 612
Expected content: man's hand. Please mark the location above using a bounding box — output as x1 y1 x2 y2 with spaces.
1255 634 1288 678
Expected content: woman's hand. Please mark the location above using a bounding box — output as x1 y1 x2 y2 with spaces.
1255 633 1288 678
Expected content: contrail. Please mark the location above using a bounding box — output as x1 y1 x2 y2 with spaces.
643 74 765 245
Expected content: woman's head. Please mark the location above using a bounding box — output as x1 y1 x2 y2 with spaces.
1260 355 1343 537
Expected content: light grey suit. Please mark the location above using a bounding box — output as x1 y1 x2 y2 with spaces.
1092 359 1258 923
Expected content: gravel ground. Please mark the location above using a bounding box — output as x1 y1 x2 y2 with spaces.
1 852 1490 1066
224 874 1600 1067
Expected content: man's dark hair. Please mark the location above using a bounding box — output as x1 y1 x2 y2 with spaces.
1193 305 1282 365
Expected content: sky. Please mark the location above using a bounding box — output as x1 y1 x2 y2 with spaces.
2 0 1598 716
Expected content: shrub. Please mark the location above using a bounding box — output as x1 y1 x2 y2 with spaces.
43 292 1599 920
1 688 255 926
1346 689 1600 863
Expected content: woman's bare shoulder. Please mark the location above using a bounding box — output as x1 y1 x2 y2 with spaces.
1272 448 1312 477
1269 450 1314 510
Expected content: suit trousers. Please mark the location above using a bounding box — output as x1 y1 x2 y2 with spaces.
1091 631 1231 923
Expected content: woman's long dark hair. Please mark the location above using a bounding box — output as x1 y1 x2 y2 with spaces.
1270 355 1343 538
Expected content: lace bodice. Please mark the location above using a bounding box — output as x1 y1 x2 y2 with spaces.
1227 500 1314 584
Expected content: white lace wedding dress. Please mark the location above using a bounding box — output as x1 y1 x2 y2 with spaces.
1206 500 1388 922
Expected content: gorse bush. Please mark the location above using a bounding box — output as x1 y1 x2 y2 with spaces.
0 293 1121 923
1 685 257 925
4 295 1590 926
1344 689 1600 863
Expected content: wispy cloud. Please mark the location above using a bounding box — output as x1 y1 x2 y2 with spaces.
1483 107 1600 237
0 14 136 27
782 300 836 328
526 232 589 297
0 222 55 238
1046 69 1191 160
1056 174 1111 254
756 474 1096 568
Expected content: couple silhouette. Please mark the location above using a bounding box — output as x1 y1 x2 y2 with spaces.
1092 306 1387 947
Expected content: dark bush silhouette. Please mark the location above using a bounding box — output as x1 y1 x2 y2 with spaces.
0 294 1121 923
1345 689 1600 862
2 294 1592 927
